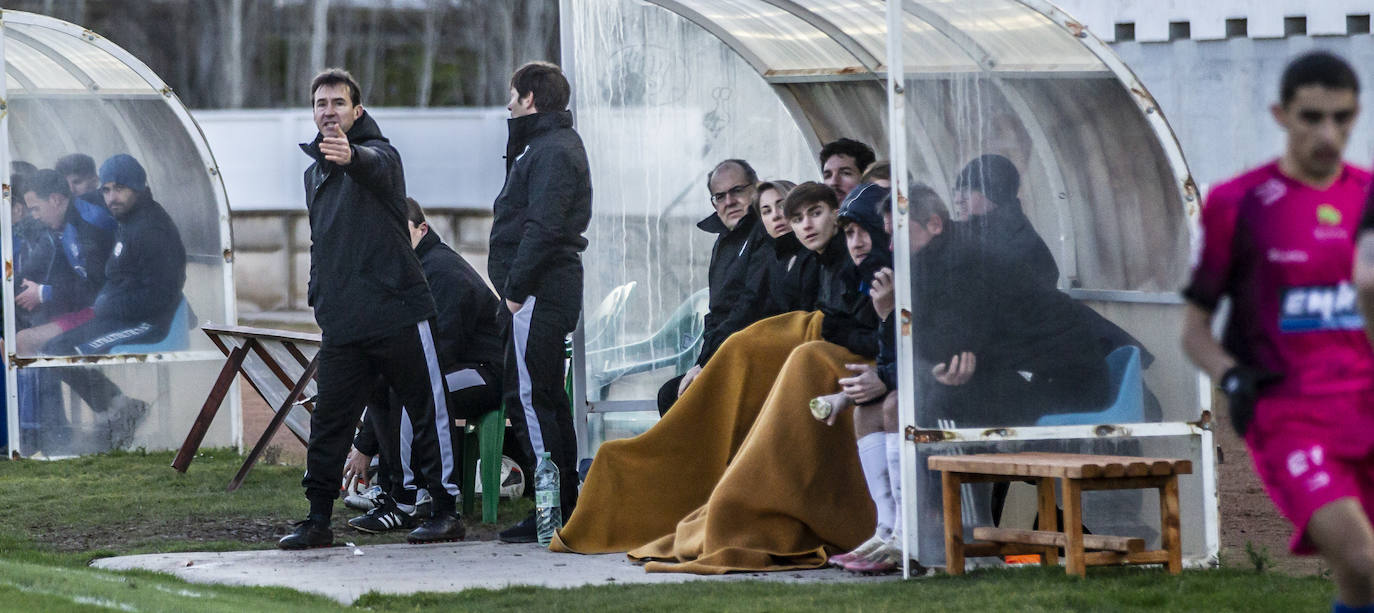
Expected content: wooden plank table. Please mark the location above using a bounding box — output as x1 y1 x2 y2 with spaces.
173 324 321 491
927 451 1191 577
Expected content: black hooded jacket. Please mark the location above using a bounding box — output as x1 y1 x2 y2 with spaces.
695 210 771 366
415 230 505 370
754 231 818 315
488 110 592 305
94 193 185 326
814 231 881 358
300 111 434 344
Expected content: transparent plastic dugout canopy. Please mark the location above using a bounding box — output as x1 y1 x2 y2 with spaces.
1 11 237 457
564 0 1215 571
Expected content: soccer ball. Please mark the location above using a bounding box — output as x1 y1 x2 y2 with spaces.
474 455 525 500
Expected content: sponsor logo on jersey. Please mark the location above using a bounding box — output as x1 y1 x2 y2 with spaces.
1266 248 1309 263
1279 283 1364 332
1255 179 1287 206
1317 204 1342 226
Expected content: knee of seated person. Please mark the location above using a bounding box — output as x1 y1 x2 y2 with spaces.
881 392 899 428
788 340 834 362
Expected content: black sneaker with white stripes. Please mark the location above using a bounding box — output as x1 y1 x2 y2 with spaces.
347 502 419 534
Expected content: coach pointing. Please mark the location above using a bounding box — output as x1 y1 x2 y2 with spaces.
279 69 463 549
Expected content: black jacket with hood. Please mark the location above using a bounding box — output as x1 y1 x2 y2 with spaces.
488 110 592 305
94 192 185 327
301 110 434 344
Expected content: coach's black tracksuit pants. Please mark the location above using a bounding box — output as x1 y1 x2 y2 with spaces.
304 321 459 518
504 265 581 517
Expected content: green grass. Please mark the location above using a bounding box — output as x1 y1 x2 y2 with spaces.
0 449 1341 612
359 567 1333 612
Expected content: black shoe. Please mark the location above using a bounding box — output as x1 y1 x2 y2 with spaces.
498 513 537 544
348 502 418 534
407 513 465 543
278 518 333 550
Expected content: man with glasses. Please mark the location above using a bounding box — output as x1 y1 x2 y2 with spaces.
657 159 771 414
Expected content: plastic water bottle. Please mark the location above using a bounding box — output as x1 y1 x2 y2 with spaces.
535 452 562 546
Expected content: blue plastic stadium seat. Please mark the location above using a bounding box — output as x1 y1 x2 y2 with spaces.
109 297 193 354
1035 345 1144 427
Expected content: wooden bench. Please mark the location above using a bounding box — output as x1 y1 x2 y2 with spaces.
927 451 1191 577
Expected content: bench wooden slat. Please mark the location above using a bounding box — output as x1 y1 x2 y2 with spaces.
927 452 1191 479
972 527 1145 554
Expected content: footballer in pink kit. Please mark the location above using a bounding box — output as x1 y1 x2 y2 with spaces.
1182 52 1374 613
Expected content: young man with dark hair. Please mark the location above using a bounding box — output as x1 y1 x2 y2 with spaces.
819 138 876 202
15 168 115 353
490 61 592 543
54 153 102 207
1186 51 1373 613
280 68 464 549
657 158 769 414
343 198 505 534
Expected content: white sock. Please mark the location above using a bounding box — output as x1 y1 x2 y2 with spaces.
886 432 904 539
857 432 894 539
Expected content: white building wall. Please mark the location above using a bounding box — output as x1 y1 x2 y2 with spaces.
192 107 509 212
1052 0 1372 42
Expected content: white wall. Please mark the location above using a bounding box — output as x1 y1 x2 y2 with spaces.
1052 0 1372 42
192 107 509 211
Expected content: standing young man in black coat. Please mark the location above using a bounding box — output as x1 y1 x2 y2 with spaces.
489 62 592 543
279 69 462 549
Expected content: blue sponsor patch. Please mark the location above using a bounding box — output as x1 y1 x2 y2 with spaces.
1279 283 1364 332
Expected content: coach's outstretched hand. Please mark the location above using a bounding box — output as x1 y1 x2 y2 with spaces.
1220 365 1282 436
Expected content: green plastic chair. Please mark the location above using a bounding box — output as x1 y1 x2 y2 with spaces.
460 406 506 524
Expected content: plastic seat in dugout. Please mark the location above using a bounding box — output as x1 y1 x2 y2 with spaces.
2 12 236 457
562 0 1217 573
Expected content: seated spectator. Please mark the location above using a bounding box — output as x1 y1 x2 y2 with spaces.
554 183 888 573
952 153 1058 287
55 153 106 213
342 198 505 534
821 138 876 203
44 154 187 450
747 180 819 316
15 169 116 354
657 159 772 414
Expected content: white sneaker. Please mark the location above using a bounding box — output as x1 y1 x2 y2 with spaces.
343 484 383 511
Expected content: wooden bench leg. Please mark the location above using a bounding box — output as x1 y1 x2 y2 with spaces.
1160 475 1183 574
942 471 965 575
1036 477 1059 567
1062 478 1086 577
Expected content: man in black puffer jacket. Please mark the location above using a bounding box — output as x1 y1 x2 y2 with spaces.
279 69 463 549
489 62 592 543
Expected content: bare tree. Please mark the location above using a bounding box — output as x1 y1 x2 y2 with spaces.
309 0 330 74
416 0 443 107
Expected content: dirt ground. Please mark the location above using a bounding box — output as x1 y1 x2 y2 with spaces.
1213 423 1324 576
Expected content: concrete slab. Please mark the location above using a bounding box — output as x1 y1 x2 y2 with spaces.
91 541 901 604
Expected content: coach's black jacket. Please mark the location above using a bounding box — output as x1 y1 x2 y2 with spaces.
488 110 592 305
415 230 505 371
695 211 776 366
301 111 435 345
